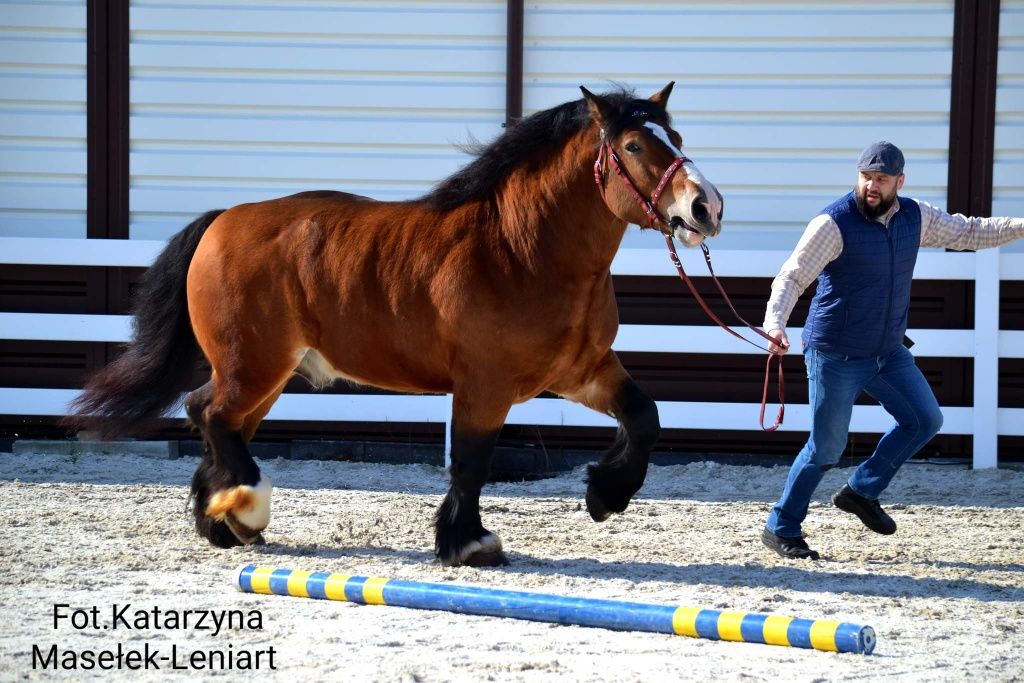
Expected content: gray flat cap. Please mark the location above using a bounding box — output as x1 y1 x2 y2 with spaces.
857 141 905 175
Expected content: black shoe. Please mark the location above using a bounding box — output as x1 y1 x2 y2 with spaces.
761 528 820 560
832 484 897 535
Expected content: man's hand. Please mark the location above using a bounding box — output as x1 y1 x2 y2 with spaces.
768 328 789 355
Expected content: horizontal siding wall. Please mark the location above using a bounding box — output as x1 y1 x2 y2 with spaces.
0 0 88 238
523 1 955 251
128 0 506 239
995 0 1024 236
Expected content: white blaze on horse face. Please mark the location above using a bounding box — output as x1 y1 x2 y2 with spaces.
644 121 685 158
643 121 722 241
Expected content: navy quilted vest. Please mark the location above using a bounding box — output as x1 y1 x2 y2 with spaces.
801 191 921 358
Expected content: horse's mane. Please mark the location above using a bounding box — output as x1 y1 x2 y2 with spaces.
422 87 672 211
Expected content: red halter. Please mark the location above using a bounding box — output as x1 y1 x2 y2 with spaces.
593 137 687 230
593 134 786 432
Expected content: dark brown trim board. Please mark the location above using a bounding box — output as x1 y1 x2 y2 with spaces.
947 0 1000 216
505 0 524 126
87 0 130 320
87 0 129 241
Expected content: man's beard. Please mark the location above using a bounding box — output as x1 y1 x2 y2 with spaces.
855 187 897 219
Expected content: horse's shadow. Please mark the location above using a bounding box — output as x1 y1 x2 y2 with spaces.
252 543 1022 604
5 453 1021 509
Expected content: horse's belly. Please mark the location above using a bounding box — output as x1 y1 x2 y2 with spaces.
296 348 451 395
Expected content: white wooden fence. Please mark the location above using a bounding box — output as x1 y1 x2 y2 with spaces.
2 236 1022 468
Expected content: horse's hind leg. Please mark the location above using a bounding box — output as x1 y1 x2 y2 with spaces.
554 351 660 522
185 370 290 548
241 379 288 442
435 393 512 567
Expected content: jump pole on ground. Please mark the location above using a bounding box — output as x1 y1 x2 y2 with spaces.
233 565 876 654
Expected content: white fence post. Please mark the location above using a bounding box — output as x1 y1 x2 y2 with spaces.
972 248 1001 469
444 393 454 472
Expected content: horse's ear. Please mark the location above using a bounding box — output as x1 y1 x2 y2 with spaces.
580 86 612 126
649 81 675 109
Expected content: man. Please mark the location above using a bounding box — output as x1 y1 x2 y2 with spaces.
761 141 1024 560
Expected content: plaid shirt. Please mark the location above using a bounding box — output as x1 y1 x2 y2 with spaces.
763 199 1024 332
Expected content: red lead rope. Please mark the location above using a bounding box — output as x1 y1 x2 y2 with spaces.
663 235 785 432
592 135 784 431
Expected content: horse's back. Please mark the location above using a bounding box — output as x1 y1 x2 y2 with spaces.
200 190 385 248
215 190 379 226
185 188 456 389
281 189 377 204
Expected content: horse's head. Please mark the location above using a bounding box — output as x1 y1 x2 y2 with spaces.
583 82 723 248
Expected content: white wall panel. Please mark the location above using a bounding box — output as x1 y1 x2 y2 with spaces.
524 1 956 251
0 1 87 238
995 0 1024 251
129 0 506 239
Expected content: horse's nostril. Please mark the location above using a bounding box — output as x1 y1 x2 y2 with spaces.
690 199 709 223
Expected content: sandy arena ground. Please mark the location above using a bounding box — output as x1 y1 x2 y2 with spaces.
0 449 1021 681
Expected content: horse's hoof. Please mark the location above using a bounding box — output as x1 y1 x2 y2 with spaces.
223 514 267 546
463 548 510 567
439 532 505 567
585 487 612 522
199 517 247 549
196 515 265 548
206 477 272 531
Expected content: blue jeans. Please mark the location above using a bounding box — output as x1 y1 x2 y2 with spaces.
765 345 943 538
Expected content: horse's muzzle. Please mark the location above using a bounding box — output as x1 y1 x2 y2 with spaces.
679 187 723 238
670 215 700 234
669 216 712 246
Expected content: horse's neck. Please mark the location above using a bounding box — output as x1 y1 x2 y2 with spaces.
494 130 626 277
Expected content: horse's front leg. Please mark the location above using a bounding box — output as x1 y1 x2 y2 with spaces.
435 393 512 567
557 351 660 522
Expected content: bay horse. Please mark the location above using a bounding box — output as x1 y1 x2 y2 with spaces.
69 83 723 566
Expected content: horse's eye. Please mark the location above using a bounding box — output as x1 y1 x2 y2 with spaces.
625 142 641 154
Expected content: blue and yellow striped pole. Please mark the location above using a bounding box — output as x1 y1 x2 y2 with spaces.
234 565 876 655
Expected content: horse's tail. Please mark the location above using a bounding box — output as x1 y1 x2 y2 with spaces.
65 209 226 438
